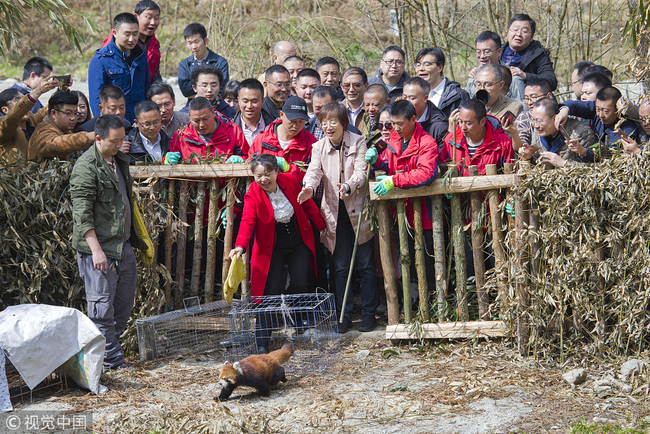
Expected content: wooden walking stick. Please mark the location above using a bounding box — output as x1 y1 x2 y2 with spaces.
339 163 372 324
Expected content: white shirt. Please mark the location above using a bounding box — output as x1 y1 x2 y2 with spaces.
241 115 265 146
139 132 163 162
278 138 292 151
417 105 429 123
266 188 294 223
347 103 363 127
428 77 447 108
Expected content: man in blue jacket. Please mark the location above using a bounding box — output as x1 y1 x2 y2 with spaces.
177 23 229 100
88 13 150 124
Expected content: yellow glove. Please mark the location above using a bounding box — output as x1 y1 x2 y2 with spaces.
132 201 154 265
223 256 246 304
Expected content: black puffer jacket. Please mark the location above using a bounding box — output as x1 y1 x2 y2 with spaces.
500 40 557 91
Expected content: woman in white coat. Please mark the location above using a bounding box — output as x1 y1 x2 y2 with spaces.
298 102 378 333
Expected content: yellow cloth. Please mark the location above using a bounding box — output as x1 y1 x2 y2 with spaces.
132 201 154 265
223 257 246 304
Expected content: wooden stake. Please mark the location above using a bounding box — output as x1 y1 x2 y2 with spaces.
175 181 189 309
191 182 206 297
430 195 447 319
515 190 530 355
485 164 507 317
222 180 236 287
204 178 219 303
378 201 400 325
164 179 175 306
450 166 468 321
413 197 429 322
396 199 412 323
469 166 487 320
240 179 252 300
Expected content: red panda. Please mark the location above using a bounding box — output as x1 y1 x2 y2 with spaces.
216 343 294 401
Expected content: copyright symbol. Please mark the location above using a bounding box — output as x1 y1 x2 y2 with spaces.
5 414 21 430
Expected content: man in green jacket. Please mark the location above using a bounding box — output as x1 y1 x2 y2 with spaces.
70 114 148 371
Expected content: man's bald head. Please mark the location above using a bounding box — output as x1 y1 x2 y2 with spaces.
272 41 297 65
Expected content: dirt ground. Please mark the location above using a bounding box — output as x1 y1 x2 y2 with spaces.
6 323 650 434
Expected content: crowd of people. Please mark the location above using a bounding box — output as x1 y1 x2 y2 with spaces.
2 0 647 370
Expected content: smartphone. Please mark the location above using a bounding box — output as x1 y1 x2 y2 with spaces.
374 139 388 154
501 110 516 126
53 75 71 86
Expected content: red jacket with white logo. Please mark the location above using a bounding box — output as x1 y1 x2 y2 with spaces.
441 117 514 176
375 122 440 229
245 119 317 183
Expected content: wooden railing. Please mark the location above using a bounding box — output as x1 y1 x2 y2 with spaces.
130 163 251 309
370 163 522 345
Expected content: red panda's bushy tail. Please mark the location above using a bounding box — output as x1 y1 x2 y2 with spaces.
270 343 294 365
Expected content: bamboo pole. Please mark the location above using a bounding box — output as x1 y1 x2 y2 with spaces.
378 201 400 325
175 181 189 309
222 180 236 286
450 166 468 321
204 178 219 303
164 179 175 306
485 164 507 317
515 188 530 355
469 166 488 320
412 197 429 322
431 195 447 318
191 182 206 297
396 199 412 323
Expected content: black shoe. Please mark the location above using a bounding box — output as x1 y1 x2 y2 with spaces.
338 317 351 334
358 315 377 332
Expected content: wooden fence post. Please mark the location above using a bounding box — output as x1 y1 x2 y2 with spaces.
240 179 252 300
469 166 488 320
175 181 189 309
514 183 530 355
204 178 219 303
413 197 429 322
450 166 468 321
485 164 507 316
164 179 175 306
431 195 447 318
191 182 206 297
378 201 400 325
396 199 412 322
222 180 236 288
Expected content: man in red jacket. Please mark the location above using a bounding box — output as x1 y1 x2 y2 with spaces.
441 99 514 176
246 96 317 183
365 99 440 306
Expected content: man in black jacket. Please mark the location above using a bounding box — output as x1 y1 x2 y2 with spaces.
261 65 291 122
414 47 469 119
402 77 448 148
127 99 171 164
499 14 557 95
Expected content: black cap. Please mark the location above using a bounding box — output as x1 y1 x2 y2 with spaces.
282 96 309 121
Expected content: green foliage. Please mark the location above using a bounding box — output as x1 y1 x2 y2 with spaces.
0 0 96 54
622 0 650 48
568 417 649 434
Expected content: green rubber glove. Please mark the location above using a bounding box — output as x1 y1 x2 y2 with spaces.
220 209 228 229
276 156 290 173
365 148 378 164
226 155 245 163
164 152 181 165
445 193 453 199
504 199 515 218
373 176 394 196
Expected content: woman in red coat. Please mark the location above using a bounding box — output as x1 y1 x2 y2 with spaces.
229 153 326 352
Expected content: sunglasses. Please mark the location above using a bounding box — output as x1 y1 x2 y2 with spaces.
378 121 393 130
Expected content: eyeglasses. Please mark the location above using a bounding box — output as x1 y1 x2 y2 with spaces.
267 80 291 90
509 27 532 35
382 59 405 66
158 101 174 109
55 109 80 119
377 121 393 130
138 119 161 128
198 82 220 90
639 115 650 125
475 81 498 89
341 82 364 90
475 49 496 56
414 61 435 68
524 95 544 104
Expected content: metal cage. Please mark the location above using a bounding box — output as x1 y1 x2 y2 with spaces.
136 298 239 361
226 293 341 375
